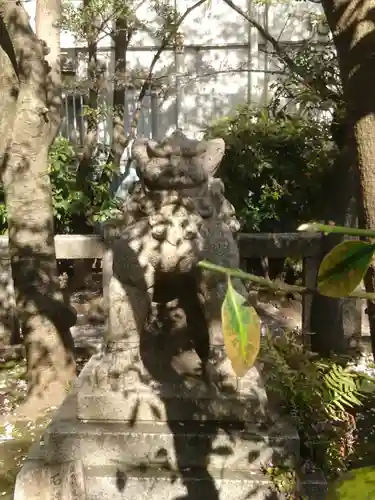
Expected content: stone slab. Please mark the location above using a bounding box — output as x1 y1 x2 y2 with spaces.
14 459 86 500
84 467 282 500
43 417 298 473
76 388 271 424
16 460 285 500
76 352 271 424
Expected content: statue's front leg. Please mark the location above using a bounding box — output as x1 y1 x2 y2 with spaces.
94 269 154 392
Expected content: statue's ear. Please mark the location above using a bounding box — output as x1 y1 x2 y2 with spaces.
202 138 225 176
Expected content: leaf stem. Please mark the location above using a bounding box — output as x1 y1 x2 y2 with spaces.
298 223 375 238
197 260 375 299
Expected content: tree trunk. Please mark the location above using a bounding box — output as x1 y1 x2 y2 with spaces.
110 16 130 168
36 0 62 143
103 15 132 199
75 0 99 197
310 123 360 355
321 0 375 359
72 2 100 289
0 0 76 414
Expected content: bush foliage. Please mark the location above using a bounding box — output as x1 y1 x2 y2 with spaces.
0 137 119 235
205 106 338 232
260 331 371 477
48 138 119 234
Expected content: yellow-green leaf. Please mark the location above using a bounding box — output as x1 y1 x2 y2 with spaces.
221 278 261 377
317 240 375 298
327 466 375 500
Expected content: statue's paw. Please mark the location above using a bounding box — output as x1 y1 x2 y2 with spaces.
203 346 238 393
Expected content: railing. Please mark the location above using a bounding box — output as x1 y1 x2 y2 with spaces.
60 89 158 147
0 233 361 348
238 232 322 337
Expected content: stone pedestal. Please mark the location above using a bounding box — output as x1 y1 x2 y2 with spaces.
15 130 319 499
14 347 305 500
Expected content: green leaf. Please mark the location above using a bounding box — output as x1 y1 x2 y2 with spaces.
221 277 261 377
317 240 375 297
358 377 375 394
327 466 375 499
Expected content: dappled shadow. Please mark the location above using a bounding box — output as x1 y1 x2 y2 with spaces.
104 254 289 498
321 0 375 354
57 0 326 142
0 246 20 346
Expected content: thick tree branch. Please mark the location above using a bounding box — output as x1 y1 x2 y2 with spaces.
36 0 63 143
0 15 19 80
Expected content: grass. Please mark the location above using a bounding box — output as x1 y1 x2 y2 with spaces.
0 351 90 498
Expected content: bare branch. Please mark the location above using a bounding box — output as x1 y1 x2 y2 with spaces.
128 0 208 140
116 0 209 159
221 0 340 104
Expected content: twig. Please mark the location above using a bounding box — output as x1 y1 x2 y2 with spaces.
220 0 340 104
298 223 375 239
111 0 208 182
124 0 208 148
197 260 375 299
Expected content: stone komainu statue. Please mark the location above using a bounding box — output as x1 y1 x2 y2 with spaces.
104 130 250 388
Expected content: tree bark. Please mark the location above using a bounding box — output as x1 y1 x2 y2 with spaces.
310 122 360 355
75 0 100 198
110 15 130 169
0 0 76 414
36 0 62 142
321 0 375 358
72 1 101 289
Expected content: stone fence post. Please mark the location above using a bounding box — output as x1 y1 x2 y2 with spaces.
309 234 362 355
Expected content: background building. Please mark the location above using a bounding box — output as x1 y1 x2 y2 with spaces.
25 0 329 143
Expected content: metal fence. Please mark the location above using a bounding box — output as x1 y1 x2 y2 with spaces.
60 89 159 147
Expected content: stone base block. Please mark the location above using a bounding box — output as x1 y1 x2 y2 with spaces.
84 467 282 500
43 417 298 473
15 460 285 500
14 459 86 500
76 352 272 425
14 354 301 500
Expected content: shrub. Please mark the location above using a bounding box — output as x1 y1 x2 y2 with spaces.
49 137 119 234
205 106 338 232
0 138 120 236
259 331 373 477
